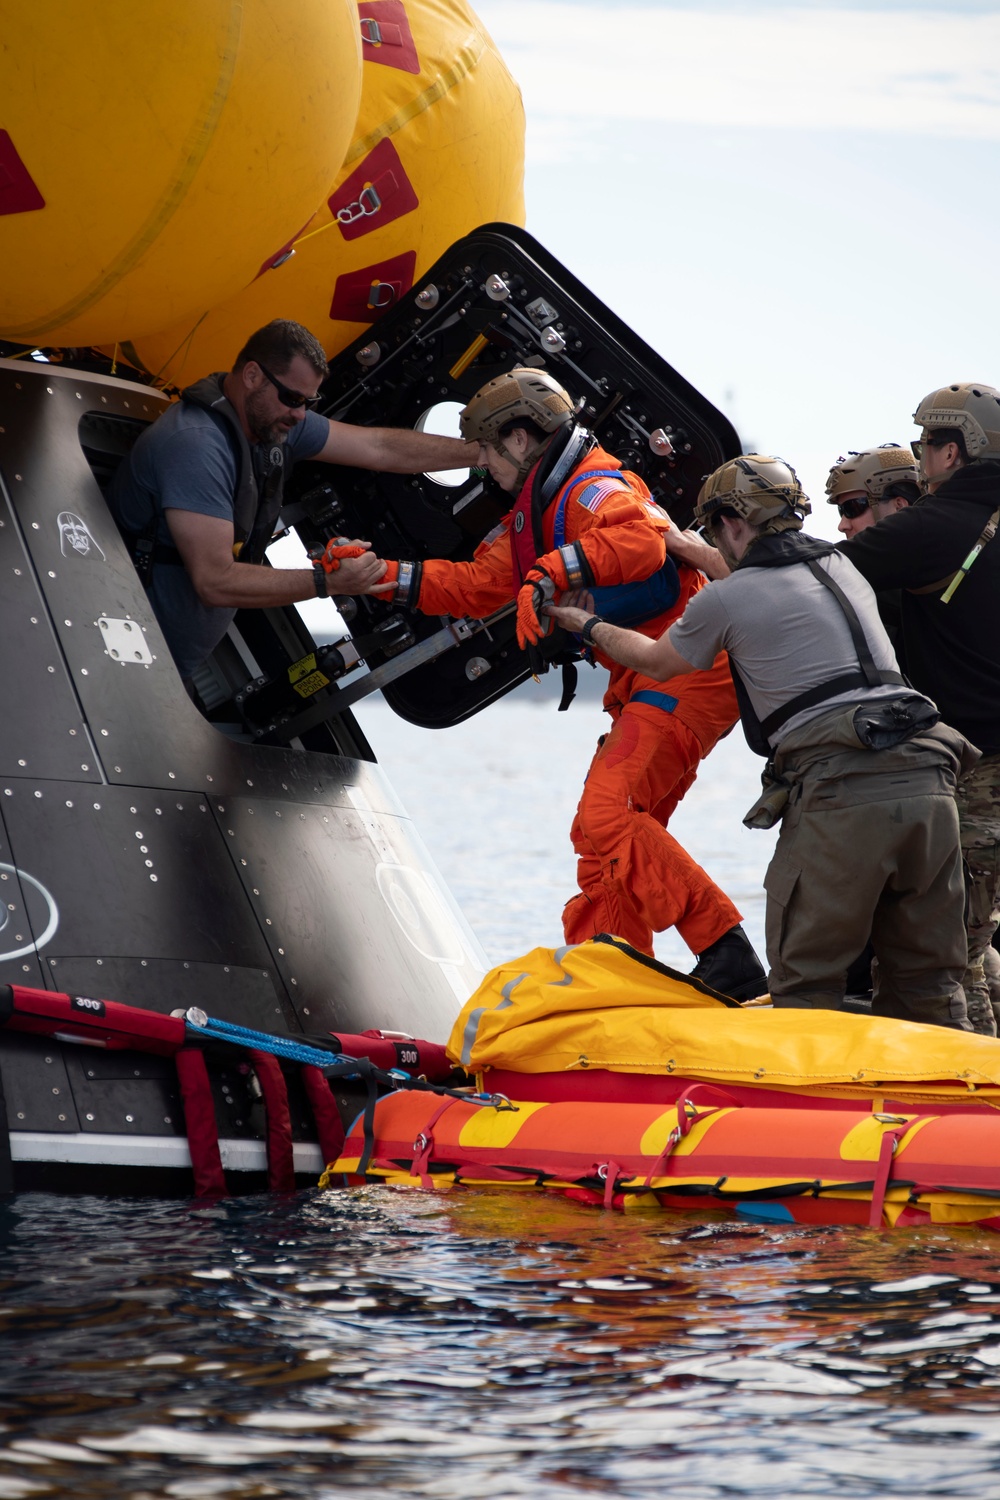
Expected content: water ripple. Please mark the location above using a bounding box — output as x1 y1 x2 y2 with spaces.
2 1190 1000 1496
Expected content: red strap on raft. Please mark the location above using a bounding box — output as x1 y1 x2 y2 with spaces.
248 1050 296 1192
643 1129 681 1188
410 1098 461 1188
0 984 186 1054
300 1064 346 1166
175 1048 227 1198
601 1160 625 1210
868 1125 909 1229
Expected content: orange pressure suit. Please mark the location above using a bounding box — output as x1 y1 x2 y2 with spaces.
396 445 740 956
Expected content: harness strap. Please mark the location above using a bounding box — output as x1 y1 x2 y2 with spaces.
941 504 1000 603
631 688 679 715
558 661 578 712
552 470 629 548
755 560 906 741
247 1049 296 1192
300 1063 346 1168
805 559 883 687
175 1048 227 1198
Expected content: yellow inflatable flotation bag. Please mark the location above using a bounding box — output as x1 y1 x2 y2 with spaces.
125 0 525 386
446 936 1000 1100
0 0 362 346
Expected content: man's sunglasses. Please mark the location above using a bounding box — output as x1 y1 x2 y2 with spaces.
256 362 324 411
836 495 870 520
910 436 946 460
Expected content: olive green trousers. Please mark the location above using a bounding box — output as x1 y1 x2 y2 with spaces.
759 708 971 1029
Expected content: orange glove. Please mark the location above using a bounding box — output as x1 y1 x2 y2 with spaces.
515 567 556 649
316 537 370 574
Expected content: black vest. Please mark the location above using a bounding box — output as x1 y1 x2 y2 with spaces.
180 373 287 564
729 531 907 756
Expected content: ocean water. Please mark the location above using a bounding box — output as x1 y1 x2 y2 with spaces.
353 695 778 972
6 697 1000 1499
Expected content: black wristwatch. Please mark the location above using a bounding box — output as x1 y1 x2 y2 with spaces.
581 614 605 648
312 563 330 599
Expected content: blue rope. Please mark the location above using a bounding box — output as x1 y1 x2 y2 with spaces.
182 1008 515 1110
184 1011 366 1071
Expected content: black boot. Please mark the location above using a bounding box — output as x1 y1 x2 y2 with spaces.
689 925 768 1001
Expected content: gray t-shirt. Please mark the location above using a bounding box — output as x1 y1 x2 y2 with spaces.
668 550 912 749
112 400 328 678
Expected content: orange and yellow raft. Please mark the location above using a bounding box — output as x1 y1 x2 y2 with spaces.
322 938 1000 1231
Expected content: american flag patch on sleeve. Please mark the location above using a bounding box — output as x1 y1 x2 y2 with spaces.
575 478 628 513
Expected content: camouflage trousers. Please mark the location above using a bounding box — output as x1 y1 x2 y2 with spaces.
957 753 1000 1035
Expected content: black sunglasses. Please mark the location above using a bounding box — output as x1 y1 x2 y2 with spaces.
836 495 870 520
256 362 324 411
910 437 945 460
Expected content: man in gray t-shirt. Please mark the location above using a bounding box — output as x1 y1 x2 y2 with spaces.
549 454 974 1031
112 318 476 681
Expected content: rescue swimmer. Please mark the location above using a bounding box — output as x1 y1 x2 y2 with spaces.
380 367 766 999
548 455 975 1029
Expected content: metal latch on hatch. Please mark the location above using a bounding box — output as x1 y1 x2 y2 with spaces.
255 608 510 745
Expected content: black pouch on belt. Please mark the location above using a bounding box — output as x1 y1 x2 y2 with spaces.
852 695 940 750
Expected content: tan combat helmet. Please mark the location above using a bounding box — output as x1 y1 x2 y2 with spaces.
459 367 575 484
912 382 1000 459
695 454 811 538
825 445 917 503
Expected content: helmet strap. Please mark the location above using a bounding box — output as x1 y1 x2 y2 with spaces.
492 435 550 491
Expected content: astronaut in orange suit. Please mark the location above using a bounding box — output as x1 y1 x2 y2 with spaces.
382 367 765 998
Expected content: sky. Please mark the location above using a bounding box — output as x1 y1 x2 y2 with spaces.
470 0 1000 540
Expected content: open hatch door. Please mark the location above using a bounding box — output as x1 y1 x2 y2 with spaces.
255 222 741 736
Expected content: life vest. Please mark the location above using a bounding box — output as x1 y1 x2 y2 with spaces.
729 532 908 756
180 373 287 564
118 372 288 583
508 443 680 627
551 471 680 627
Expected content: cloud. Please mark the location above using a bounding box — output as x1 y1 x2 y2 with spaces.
478 3 1000 142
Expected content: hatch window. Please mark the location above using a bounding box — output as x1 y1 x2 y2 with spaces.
415 401 468 488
